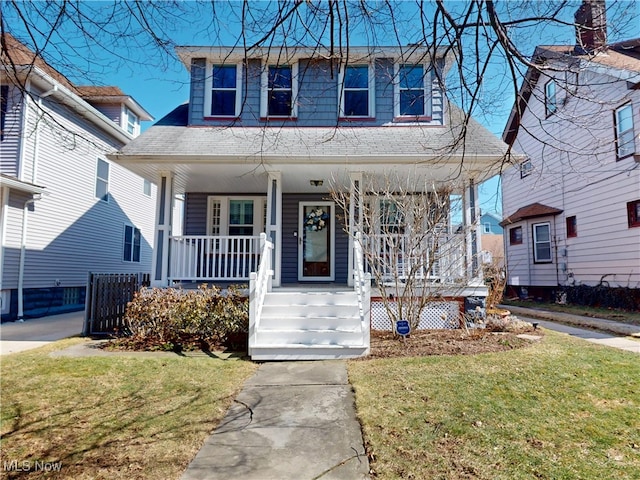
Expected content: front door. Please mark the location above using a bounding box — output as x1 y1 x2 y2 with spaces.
298 202 335 281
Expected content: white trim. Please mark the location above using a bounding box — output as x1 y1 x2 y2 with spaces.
260 62 298 118
393 63 432 118
338 63 376 118
267 172 282 287
298 201 335 281
204 62 243 117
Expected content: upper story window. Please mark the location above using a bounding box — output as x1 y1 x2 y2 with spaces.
545 80 557 116
520 158 533 178
566 215 577 238
123 107 139 136
533 222 552 263
340 64 374 118
95 159 109 202
261 64 298 118
394 64 431 119
614 103 635 159
143 179 151 197
208 64 242 117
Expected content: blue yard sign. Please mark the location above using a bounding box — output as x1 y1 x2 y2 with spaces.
395 320 410 337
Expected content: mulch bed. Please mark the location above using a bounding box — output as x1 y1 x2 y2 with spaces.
363 328 541 359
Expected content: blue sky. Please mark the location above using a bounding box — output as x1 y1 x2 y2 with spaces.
7 1 640 215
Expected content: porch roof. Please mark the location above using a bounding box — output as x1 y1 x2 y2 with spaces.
108 103 512 194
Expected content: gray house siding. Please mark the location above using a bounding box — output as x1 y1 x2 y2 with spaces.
92 104 122 127
186 56 445 128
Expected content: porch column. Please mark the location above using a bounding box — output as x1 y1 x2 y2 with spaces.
151 172 174 287
463 179 481 282
348 172 364 287
266 172 282 287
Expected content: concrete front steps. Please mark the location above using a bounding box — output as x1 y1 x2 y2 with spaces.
250 290 370 360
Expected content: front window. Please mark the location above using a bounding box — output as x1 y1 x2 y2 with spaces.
509 226 522 245
395 64 430 118
533 222 552 263
545 80 556 116
379 199 406 234
628 200 640 228
209 64 241 117
123 225 141 262
615 103 635 158
340 64 373 117
263 64 297 117
95 159 109 202
207 196 266 237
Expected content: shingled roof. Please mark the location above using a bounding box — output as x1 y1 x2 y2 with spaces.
114 103 509 162
500 203 563 227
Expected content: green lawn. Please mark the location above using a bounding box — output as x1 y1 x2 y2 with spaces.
0 338 257 480
348 330 640 479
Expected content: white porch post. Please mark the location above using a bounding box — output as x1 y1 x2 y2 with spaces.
266 172 282 287
151 172 174 287
463 179 481 282
348 172 363 287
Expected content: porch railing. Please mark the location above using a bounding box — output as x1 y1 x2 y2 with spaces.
362 232 467 283
353 233 371 353
249 233 274 356
169 235 262 283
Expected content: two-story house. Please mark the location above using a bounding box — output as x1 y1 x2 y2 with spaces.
0 34 154 321
109 44 511 359
501 0 640 301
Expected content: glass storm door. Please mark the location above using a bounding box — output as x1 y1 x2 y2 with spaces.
298 202 335 281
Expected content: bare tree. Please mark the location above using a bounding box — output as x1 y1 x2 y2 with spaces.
331 172 472 330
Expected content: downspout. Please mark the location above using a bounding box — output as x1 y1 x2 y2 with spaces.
17 80 31 182
17 194 43 320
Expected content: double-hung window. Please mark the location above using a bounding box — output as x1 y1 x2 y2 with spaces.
123 225 141 262
262 64 297 117
615 103 635 158
533 222 552 263
123 107 138 136
209 64 241 117
628 200 640 228
545 80 557 116
95 159 109 202
340 64 374 118
395 64 431 118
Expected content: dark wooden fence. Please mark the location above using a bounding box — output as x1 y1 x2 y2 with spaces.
83 272 150 336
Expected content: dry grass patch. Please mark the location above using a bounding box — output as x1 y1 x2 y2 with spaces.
0 338 257 479
349 330 640 479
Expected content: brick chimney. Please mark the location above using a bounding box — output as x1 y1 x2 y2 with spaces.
574 0 607 54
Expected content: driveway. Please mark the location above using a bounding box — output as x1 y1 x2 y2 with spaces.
0 311 84 355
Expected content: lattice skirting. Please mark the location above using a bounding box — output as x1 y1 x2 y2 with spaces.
370 298 461 330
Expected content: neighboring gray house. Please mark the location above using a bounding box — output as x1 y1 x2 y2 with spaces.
501 1 640 300
0 34 154 321
110 44 511 359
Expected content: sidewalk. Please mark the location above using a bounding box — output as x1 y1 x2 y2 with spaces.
181 361 370 480
504 305 640 354
0 310 84 355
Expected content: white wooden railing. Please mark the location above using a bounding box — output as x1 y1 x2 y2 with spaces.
169 235 262 282
362 232 467 283
353 233 371 352
249 233 274 356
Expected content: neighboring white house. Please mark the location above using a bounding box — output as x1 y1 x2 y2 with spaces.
501 0 640 300
0 34 155 321
109 43 512 359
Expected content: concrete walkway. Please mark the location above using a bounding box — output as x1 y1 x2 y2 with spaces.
0 310 84 355
181 361 370 480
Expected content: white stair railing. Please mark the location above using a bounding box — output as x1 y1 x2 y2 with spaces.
249 233 274 356
353 232 371 353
